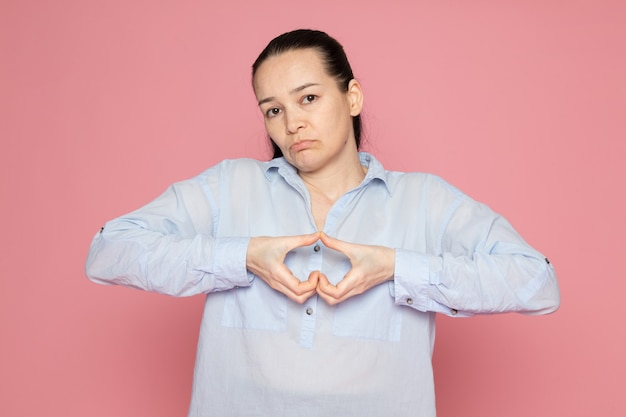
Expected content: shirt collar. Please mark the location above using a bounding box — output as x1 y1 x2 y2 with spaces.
264 152 391 195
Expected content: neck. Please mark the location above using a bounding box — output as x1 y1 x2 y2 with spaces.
298 152 366 202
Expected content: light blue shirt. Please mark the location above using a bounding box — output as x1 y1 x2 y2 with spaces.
86 153 559 416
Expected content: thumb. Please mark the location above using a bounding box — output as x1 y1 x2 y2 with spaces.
307 270 322 285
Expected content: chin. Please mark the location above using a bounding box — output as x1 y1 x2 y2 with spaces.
288 153 320 172
293 161 323 174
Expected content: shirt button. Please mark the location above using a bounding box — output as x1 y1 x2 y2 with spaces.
406 298 413 305
313 244 321 252
450 309 458 316
306 307 314 315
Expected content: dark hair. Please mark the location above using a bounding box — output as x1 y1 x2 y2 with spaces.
252 29 362 159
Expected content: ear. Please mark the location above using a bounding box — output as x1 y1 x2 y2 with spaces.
346 79 364 117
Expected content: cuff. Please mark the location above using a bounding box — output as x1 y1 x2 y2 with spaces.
392 249 464 317
393 249 431 311
211 236 253 290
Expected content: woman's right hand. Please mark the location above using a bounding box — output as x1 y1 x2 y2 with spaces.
246 232 321 304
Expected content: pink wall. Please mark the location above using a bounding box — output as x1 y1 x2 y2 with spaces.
2 0 624 416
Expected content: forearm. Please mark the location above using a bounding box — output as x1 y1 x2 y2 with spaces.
86 221 252 296
392 247 559 316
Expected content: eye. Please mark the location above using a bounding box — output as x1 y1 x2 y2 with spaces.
265 107 281 118
302 94 317 104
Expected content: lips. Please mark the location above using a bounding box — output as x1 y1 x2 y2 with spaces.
290 139 315 153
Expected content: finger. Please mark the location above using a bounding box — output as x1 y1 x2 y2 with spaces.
317 286 345 306
271 270 318 302
318 232 340 249
290 284 318 304
273 270 318 304
285 289 316 304
277 266 317 294
319 269 376 305
307 270 321 286
315 273 339 305
316 273 350 305
316 272 335 293
319 232 352 256
287 231 322 248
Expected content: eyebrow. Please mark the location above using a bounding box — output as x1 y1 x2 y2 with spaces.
257 83 320 106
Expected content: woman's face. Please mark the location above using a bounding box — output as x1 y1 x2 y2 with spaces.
253 48 363 174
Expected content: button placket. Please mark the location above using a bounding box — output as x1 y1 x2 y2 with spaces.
299 297 318 348
299 241 322 348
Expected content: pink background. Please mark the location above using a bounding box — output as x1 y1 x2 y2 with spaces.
2 0 624 416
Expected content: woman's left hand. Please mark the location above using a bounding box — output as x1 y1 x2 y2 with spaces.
315 233 396 305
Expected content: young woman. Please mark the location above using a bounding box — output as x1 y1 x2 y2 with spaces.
86 29 560 416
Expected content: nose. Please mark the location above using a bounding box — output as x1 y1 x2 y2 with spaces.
284 108 306 134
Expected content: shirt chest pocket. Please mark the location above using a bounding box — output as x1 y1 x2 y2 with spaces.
332 282 403 342
220 279 287 331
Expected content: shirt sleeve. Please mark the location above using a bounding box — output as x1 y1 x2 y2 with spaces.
392 185 560 317
85 168 253 297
